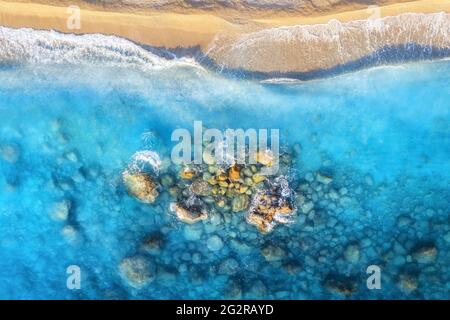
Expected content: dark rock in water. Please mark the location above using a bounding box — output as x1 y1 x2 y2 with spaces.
282 260 301 274
324 274 357 297
119 255 156 288
397 271 419 293
141 232 164 255
411 242 438 263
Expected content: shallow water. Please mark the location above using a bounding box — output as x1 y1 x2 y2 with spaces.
0 51 449 298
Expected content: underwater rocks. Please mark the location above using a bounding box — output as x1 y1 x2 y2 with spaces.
397 271 419 293
344 243 360 263
179 166 196 179
207 235 224 251
190 179 211 196
61 225 79 243
184 223 204 241
261 245 286 262
0 144 20 163
316 172 333 185
231 194 249 213
121 144 298 234
119 256 156 289
324 274 357 297
255 150 274 167
411 242 438 263
50 199 71 221
170 202 208 224
247 176 296 233
218 258 239 276
122 171 159 204
141 232 164 255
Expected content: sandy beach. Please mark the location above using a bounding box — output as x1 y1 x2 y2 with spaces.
0 0 449 74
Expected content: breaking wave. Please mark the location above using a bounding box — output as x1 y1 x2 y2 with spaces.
126 150 162 175
208 12 450 73
0 26 203 72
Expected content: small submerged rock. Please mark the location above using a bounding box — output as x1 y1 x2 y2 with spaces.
261 245 286 262
255 150 274 167
224 279 243 299
160 174 174 188
179 166 196 179
170 202 207 224
50 200 71 221
61 225 79 243
0 144 20 163
190 179 211 196
231 194 249 212
183 223 204 241
219 258 239 275
397 271 418 293
141 233 164 255
123 171 159 204
316 172 333 185
64 150 79 163
324 274 357 297
344 243 360 263
411 242 438 263
119 256 155 289
282 261 301 275
300 201 314 214
207 235 224 251
228 164 241 181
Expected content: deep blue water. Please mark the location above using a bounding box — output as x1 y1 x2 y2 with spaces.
0 57 449 299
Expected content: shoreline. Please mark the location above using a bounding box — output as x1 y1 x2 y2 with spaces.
0 0 449 75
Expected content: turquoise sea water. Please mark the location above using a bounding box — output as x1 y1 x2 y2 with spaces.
0 30 449 299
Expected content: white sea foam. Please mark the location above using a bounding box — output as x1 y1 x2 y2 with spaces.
209 12 450 73
260 78 305 84
127 150 162 174
0 26 203 72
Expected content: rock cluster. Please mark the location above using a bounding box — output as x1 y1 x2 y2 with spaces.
123 144 298 233
247 177 296 233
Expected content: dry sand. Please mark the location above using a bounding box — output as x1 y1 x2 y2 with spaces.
0 0 449 73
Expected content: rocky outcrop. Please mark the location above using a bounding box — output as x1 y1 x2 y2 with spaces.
123 171 160 204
